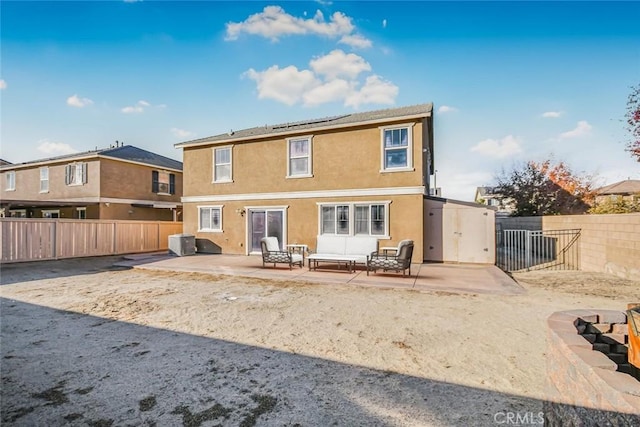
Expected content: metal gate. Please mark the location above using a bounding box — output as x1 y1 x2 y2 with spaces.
496 229 581 272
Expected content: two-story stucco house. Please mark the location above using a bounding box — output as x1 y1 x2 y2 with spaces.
176 104 436 261
0 144 183 221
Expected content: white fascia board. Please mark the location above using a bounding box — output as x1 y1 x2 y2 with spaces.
182 186 425 203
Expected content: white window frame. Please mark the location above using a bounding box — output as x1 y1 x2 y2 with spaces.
380 123 415 173
286 135 313 178
213 146 233 183
76 207 87 219
5 171 16 191
42 209 60 218
317 201 390 238
66 162 86 186
10 209 26 218
198 205 223 232
40 167 49 193
157 171 171 195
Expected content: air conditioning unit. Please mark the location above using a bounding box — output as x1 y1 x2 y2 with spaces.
168 234 196 256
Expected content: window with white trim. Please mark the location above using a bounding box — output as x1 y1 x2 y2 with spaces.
152 171 175 194
40 167 49 192
213 146 232 183
199 206 223 232
287 136 312 178
65 162 87 186
5 171 16 191
76 207 87 219
381 125 413 171
320 202 389 237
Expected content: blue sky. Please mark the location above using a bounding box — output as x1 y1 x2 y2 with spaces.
1 1 638 200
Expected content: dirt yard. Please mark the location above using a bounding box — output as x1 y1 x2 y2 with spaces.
1 256 638 426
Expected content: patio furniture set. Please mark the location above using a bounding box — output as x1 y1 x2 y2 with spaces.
260 236 414 277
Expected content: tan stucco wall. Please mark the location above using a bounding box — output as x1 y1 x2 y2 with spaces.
183 119 425 197
100 158 182 203
1 159 101 202
183 194 424 261
99 203 176 221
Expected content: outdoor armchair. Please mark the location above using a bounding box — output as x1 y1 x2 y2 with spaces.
366 240 414 277
260 237 303 270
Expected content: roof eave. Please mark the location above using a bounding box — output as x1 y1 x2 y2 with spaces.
175 111 433 149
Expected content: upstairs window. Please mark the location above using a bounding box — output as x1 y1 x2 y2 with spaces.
152 171 175 195
5 171 15 191
213 146 232 183
65 162 87 185
40 167 49 193
381 124 414 172
287 136 312 178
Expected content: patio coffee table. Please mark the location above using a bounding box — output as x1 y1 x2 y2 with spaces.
308 256 358 273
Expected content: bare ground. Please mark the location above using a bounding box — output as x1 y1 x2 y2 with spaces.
1 257 638 426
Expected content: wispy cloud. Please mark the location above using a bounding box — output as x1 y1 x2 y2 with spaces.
438 105 458 114
67 94 94 108
225 6 371 49
382 19 387 29
171 128 195 139
0 79 6 90
470 135 522 158
37 139 78 156
244 49 397 108
121 100 151 114
559 120 592 139
541 111 563 118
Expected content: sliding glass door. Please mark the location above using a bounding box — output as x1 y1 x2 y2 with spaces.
249 209 284 253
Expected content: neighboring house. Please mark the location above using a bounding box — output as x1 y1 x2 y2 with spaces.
176 104 439 260
594 179 640 204
0 144 183 221
474 186 514 217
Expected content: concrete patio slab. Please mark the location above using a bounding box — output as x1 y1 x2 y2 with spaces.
116 253 525 295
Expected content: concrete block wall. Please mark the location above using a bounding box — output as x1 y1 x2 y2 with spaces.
543 214 640 281
545 310 640 426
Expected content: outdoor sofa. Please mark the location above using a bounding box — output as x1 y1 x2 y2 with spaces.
307 235 378 273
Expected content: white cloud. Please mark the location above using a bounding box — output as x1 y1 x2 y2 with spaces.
121 100 152 114
244 51 397 108
559 120 592 139
0 79 6 90
244 65 320 106
225 6 371 48
438 105 458 114
541 111 563 118
382 19 387 29
344 75 398 109
309 49 371 80
171 128 195 139
67 94 94 108
339 34 372 49
302 79 352 106
441 171 494 202
470 135 522 158
37 139 78 156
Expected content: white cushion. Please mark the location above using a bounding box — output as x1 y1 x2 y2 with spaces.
345 237 377 256
262 236 280 252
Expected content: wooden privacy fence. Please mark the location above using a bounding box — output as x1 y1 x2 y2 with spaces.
0 219 183 263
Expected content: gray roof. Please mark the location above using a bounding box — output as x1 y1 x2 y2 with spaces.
596 179 640 195
176 103 433 147
0 145 182 171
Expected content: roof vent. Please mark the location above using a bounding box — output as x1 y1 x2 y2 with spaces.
228 129 234 136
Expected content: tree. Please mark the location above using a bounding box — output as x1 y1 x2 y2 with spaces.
625 84 640 161
495 160 597 216
589 197 640 214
